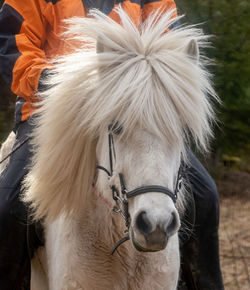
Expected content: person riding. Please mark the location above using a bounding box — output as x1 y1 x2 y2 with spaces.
0 0 224 289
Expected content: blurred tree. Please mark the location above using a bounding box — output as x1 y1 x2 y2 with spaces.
176 0 250 159
0 76 15 142
0 0 15 142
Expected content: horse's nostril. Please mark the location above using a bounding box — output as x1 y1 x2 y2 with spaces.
136 211 152 235
166 211 179 237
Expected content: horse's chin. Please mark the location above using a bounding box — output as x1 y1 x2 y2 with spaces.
131 230 168 253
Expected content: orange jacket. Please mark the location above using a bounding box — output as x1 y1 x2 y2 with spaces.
0 0 177 123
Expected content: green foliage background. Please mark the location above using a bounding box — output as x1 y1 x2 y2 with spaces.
176 0 250 159
0 0 250 160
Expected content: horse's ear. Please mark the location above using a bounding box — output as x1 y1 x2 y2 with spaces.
184 39 199 62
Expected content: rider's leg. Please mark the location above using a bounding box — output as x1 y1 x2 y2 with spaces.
179 149 224 290
0 120 32 289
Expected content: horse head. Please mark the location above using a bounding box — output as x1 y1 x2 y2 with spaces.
92 8 215 253
96 122 181 252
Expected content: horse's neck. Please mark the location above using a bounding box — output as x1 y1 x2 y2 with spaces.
79 195 178 283
85 193 126 250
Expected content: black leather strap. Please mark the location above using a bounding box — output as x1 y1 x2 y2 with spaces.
126 185 177 203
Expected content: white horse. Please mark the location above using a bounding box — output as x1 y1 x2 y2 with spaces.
0 8 217 290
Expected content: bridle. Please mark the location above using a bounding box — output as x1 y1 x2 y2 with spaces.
97 122 183 254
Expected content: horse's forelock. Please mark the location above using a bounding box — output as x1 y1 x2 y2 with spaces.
63 9 214 145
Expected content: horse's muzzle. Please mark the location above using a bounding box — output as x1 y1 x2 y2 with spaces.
131 210 180 252
131 230 169 252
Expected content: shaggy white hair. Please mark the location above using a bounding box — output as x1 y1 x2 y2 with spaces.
23 8 217 222
0 132 16 174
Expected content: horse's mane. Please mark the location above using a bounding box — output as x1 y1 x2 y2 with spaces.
23 8 217 222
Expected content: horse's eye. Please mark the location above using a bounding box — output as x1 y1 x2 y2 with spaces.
177 179 182 191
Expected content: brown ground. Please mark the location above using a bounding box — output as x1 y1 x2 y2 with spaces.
219 196 250 290
217 169 250 290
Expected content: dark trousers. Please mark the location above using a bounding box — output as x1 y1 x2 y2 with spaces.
0 121 33 290
178 150 224 290
0 120 224 289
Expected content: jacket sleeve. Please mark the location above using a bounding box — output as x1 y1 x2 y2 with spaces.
0 0 49 102
109 1 178 28
142 0 178 21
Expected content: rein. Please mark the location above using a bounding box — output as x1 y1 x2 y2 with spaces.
0 136 30 165
97 123 183 254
